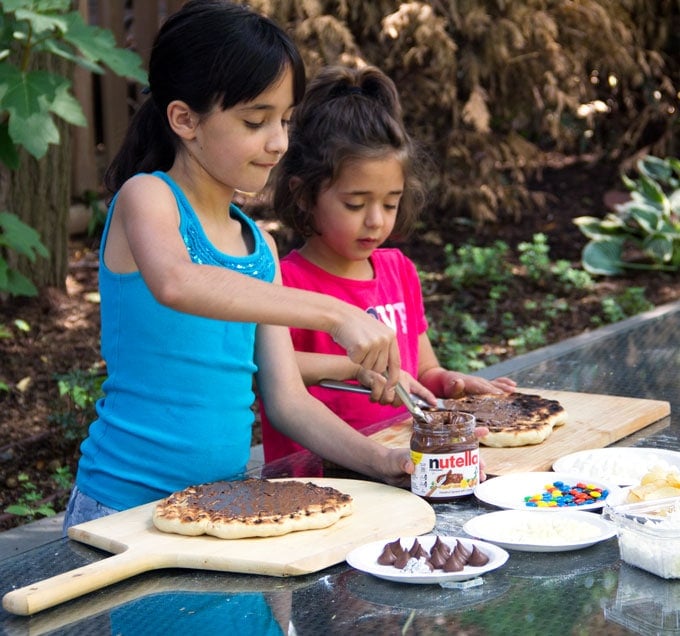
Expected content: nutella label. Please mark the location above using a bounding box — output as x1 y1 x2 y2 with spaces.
410 448 480 498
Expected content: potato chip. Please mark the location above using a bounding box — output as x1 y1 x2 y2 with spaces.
625 467 680 503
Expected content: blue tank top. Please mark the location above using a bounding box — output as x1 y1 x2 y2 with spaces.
76 172 276 510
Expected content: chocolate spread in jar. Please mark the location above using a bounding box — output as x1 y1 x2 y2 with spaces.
410 411 479 502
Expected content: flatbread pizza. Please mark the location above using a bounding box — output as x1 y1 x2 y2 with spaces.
153 478 353 539
431 392 567 448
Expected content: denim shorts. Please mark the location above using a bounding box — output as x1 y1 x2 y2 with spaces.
61 485 118 537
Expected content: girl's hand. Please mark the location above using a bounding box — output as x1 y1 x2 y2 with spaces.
330 306 401 388
439 372 517 398
377 447 414 488
356 369 437 407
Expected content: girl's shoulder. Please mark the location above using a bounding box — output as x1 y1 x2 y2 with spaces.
116 171 175 202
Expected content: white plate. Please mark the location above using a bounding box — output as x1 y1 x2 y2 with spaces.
553 447 680 486
463 509 616 552
473 472 621 512
345 535 509 584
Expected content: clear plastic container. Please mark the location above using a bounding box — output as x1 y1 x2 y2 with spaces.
603 496 680 579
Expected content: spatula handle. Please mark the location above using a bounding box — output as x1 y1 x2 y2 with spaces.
2 549 158 616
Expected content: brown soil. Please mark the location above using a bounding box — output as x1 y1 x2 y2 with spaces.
1 159 679 530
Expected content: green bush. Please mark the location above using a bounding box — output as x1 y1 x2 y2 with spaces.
0 0 145 297
574 156 680 275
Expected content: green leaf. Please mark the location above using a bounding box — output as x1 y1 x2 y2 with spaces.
34 505 56 517
0 258 8 289
621 174 636 191
13 8 68 37
0 121 20 169
14 318 30 332
2 0 71 13
643 234 674 263
0 68 62 157
669 190 680 215
61 12 147 84
0 211 50 260
629 205 662 233
0 63 26 105
41 38 105 74
49 79 86 126
581 239 626 275
638 155 672 183
573 216 624 240
9 108 60 158
4 504 32 516
637 174 666 206
5 268 39 296
7 68 63 115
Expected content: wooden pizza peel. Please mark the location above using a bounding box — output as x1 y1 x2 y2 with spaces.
369 389 672 476
2 478 435 616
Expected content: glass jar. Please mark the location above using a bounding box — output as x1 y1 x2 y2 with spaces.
410 411 479 502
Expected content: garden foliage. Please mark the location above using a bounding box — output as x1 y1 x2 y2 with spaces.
255 0 678 226
575 155 680 275
0 0 145 296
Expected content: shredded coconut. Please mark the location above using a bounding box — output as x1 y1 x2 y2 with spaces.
402 557 433 574
567 455 677 484
609 499 680 578
500 517 601 543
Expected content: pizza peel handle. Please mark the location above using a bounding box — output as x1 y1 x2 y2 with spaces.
2 546 167 616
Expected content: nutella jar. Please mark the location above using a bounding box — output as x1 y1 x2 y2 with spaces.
410 411 479 501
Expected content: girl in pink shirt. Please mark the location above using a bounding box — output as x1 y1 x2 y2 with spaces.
260 65 515 462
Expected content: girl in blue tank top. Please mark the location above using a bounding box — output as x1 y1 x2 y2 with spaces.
63 1 414 532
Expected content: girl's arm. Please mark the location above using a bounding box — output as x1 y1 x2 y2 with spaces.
417 333 517 397
254 253 412 485
255 322 413 486
108 174 402 385
294 351 437 406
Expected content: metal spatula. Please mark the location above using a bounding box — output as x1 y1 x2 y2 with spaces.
319 379 442 420
393 381 433 424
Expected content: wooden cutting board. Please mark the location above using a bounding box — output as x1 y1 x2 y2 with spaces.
2 478 434 616
369 389 671 476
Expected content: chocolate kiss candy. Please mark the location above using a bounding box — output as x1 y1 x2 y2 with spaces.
467 545 489 566
388 539 406 558
394 551 410 569
429 548 447 569
432 536 452 559
453 541 472 563
408 538 429 560
377 544 397 565
443 552 466 572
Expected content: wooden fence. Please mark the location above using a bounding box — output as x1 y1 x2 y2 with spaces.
72 1 184 196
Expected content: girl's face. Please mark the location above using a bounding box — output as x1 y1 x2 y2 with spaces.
190 67 294 195
302 154 404 277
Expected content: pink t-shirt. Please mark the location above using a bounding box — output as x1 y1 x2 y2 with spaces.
260 248 428 462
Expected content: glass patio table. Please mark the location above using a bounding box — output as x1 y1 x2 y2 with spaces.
2 302 680 635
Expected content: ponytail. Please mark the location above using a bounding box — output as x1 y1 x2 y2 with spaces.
104 98 176 194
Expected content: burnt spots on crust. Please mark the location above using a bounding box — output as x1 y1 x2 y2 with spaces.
153 478 354 539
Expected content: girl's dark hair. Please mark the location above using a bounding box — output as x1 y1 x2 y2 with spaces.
104 0 306 194
274 65 427 240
